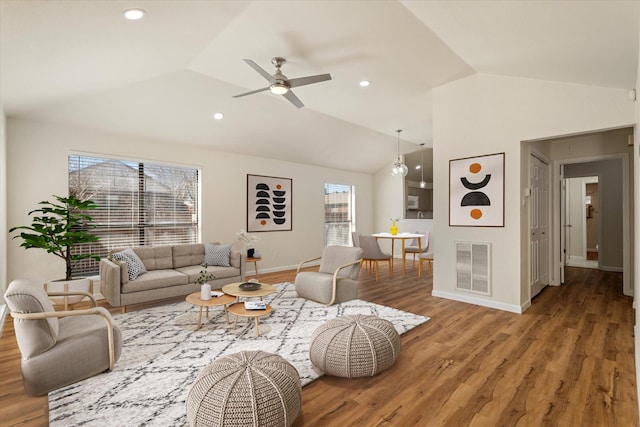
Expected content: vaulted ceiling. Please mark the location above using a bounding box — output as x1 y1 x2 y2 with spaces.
1 1 638 176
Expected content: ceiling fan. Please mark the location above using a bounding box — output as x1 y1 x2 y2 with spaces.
233 57 332 108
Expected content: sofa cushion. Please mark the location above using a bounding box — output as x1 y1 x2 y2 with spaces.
121 269 188 294
133 246 173 271
112 248 147 281
205 243 231 267
172 243 205 268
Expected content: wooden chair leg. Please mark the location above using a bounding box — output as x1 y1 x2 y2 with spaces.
418 259 423 278
388 258 392 278
374 261 379 281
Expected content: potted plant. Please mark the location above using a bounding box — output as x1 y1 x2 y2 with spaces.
236 229 259 258
9 194 101 306
197 263 215 300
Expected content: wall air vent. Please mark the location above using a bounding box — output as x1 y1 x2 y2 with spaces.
455 241 491 295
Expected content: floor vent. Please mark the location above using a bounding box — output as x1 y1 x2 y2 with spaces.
455 241 491 295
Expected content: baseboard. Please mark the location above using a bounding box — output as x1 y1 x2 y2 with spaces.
431 290 524 314
0 304 7 339
256 262 320 277
600 265 623 273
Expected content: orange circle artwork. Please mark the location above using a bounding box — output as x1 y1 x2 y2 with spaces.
470 209 483 220
276 184 282 190
260 220 267 225
469 163 481 174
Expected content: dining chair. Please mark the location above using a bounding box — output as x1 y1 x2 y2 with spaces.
418 251 434 278
358 234 392 281
403 231 430 268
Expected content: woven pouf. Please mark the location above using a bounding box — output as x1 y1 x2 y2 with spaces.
186 351 302 427
310 314 401 378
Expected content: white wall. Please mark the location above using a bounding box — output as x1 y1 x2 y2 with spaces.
432 74 635 313
0 104 7 331
6 118 374 284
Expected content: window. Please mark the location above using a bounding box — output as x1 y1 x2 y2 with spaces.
68 155 200 276
324 183 355 246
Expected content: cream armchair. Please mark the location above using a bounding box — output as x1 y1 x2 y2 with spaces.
294 246 363 305
4 279 123 396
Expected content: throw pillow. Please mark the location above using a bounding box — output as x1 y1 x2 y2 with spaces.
204 243 231 267
112 248 147 281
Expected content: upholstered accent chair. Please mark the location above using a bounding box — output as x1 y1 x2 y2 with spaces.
4 279 122 396
357 234 392 281
294 245 363 305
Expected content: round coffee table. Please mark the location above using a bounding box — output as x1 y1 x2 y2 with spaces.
228 302 273 337
185 292 236 330
222 282 276 300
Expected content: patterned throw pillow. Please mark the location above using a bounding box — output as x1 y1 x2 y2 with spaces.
112 248 147 281
204 243 231 267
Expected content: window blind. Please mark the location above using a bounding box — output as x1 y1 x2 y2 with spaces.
324 183 355 247
68 155 199 276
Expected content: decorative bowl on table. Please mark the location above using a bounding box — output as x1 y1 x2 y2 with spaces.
239 282 262 291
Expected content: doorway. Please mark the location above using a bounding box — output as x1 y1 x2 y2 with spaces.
564 176 599 269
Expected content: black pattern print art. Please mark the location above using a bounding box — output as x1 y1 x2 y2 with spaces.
247 174 292 232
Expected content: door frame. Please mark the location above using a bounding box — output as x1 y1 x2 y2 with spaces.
552 153 630 296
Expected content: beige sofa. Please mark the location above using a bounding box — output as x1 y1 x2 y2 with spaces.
100 243 245 312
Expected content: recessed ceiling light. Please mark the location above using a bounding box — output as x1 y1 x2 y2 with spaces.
212 112 224 120
415 165 421 170
359 80 371 87
123 9 146 20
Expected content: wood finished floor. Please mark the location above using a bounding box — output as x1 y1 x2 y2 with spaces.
0 262 637 426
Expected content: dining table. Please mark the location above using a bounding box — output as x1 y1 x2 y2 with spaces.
371 232 424 277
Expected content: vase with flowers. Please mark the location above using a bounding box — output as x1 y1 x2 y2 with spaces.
236 229 259 258
197 263 215 300
389 217 400 235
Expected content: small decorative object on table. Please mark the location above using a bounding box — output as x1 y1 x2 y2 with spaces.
236 229 259 258
389 217 400 235
239 282 261 291
196 264 215 301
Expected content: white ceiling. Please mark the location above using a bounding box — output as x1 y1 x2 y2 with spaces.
1 1 638 175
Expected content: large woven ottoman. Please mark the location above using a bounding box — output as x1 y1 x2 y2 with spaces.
186 351 302 427
310 314 401 378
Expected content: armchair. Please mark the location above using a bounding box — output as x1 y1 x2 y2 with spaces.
4 279 123 396
294 246 363 305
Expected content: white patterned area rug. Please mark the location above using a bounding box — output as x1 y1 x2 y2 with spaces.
49 282 430 426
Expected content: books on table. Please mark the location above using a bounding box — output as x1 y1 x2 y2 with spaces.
244 301 266 310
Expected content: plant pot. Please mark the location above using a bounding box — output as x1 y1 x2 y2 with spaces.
45 277 92 308
247 248 255 258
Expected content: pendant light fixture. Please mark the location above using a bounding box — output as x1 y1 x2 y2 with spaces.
391 129 408 177
419 143 427 188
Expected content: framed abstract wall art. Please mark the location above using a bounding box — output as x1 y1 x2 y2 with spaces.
449 152 505 227
247 174 292 232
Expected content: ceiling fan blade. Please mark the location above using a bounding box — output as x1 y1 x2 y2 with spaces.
243 59 276 84
288 73 332 88
232 86 271 98
283 90 304 108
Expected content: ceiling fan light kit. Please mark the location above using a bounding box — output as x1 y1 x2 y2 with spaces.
233 56 332 108
391 129 409 177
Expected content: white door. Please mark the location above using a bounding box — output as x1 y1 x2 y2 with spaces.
530 155 549 298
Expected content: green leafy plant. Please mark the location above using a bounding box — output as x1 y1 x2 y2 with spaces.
196 263 215 285
9 194 100 281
